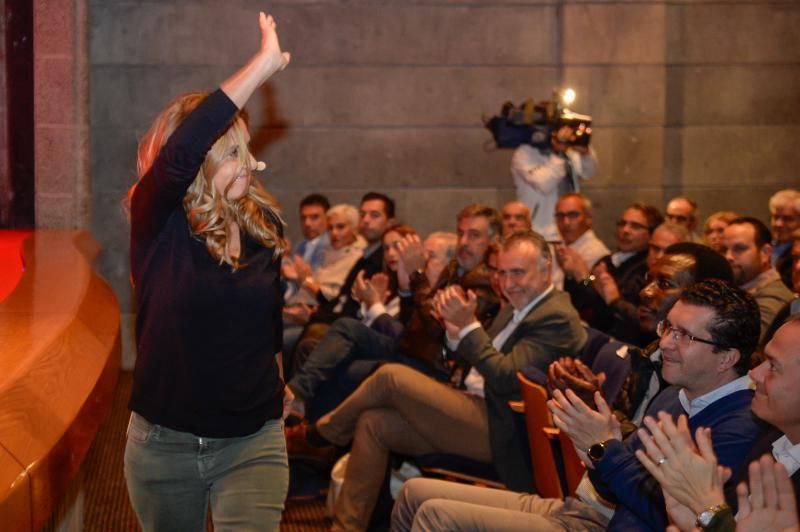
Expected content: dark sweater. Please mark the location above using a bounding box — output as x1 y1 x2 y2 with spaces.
129 90 284 437
589 384 765 531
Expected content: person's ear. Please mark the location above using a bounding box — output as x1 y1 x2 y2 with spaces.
717 348 741 374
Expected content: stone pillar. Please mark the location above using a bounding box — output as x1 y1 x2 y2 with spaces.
33 0 89 229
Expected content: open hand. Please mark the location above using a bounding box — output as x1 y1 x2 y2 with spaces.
257 12 291 80
432 285 479 330
635 413 727 514
397 234 426 274
592 261 621 305
548 388 621 455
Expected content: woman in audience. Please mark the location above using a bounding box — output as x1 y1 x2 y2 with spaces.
292 203 366 301
124 12 291 530
351 223 416 326
703 211 739 253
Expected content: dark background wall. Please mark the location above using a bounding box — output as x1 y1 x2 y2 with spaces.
82 0 798 366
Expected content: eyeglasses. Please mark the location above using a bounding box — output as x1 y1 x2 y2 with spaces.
555 211 581 221
656 320 729 349
616 219 648 231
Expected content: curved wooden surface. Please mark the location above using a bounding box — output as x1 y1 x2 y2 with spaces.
0 230 121 530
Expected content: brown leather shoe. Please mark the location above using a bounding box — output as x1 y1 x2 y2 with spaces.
285 422 338 465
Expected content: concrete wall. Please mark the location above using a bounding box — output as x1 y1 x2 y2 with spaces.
34 0 90 229
87 0 799 363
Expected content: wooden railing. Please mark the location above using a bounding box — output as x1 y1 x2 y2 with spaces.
0 231 121 530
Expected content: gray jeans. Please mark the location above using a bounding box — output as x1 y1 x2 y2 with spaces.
124 412 288 532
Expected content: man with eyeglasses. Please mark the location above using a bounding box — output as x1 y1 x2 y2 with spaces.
633 315 800 530
392 280 765 532
564 202 663 344
549 243 734 420
551 192 610 290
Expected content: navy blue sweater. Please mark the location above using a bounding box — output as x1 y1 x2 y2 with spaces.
129 90 284 437
589 385 765 531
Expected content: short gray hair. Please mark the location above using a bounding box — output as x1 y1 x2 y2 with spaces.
327 203 359 229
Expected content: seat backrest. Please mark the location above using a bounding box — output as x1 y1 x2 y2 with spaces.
556 426 586 496
517 371 563 499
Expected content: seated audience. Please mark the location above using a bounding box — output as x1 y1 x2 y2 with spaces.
564 202 663 344
350 224 416 328
392 280 764 531
721 217 794 340
310 231 586 531
285 206 500 422
647 222 690 266
769 189 800 290
635 315 800 531
703 210 739 253
500 200 532 237
586 222 690 345
665 195 701 242
292 193 330 271
288 192 395 369
550 243 733 419
422 231 458 288
552 192 610 290
292 203 365 301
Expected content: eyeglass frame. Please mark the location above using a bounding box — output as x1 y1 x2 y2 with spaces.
555 210 582 221
656 319 731 350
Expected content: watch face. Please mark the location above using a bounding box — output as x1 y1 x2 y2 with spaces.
588 442 604 461
697 510 714 526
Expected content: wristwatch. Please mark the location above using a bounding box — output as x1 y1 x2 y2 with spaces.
580 274 596 287
695 503 730 529
587 439 614 462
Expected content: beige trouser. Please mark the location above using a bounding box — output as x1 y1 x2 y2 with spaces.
391 477 609 532
316 363 492 532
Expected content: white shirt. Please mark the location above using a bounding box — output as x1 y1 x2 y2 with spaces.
551 229 611 289
772 435 800 477
450 285 555 397
631 348 662 426
511 145 597 241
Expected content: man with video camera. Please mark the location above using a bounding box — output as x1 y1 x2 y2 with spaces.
511 124 597 242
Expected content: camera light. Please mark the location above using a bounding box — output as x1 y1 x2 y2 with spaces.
562 88 576 105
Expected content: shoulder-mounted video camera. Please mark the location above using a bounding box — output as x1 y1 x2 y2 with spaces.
484 90 592 150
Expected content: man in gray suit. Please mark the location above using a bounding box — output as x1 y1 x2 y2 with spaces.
310 230 587 532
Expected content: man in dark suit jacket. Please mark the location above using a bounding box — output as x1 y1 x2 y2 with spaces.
312 230 587 532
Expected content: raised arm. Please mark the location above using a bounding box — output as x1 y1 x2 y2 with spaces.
221 12 290 109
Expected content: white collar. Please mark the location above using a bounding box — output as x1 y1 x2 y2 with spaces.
611 251 636 268
512 285 554 323
570 229 596 248
678 375 753 418
772 435 800 477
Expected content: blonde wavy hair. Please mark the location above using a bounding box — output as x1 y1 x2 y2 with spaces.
129 92 286 270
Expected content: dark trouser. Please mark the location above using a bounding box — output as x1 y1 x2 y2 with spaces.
288 317 448 420
288 317 400 402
